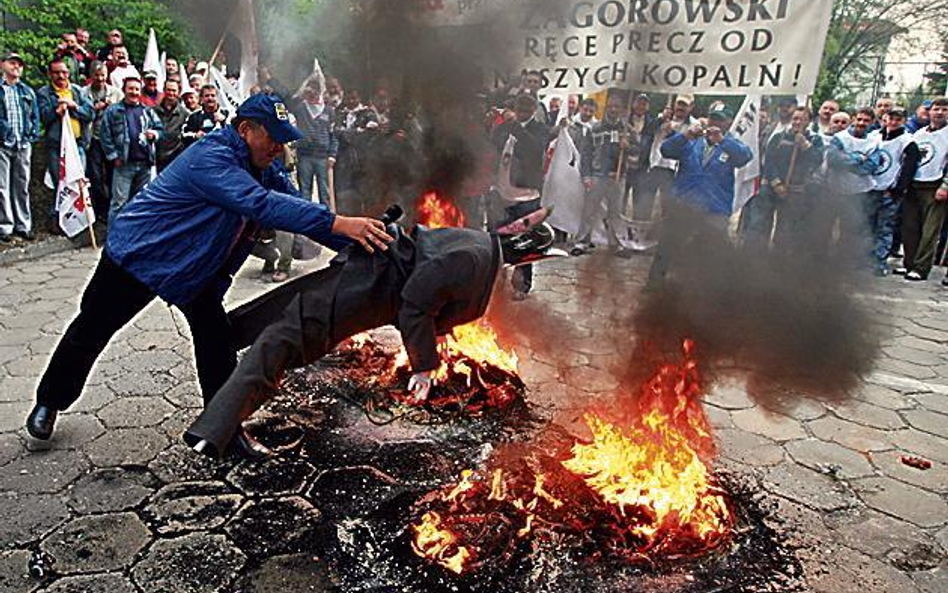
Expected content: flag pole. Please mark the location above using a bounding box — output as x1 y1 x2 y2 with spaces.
82 180 97 250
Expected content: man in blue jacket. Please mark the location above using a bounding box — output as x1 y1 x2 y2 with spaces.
647 105 753 286
26 93 392 458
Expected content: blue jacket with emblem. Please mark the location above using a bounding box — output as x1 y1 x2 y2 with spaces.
99 101 164 164
105 125 350 306
0 81 40 148
660 132 754 216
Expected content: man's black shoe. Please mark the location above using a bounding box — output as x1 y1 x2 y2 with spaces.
941 277 948 287
225 429 272 461
13 230 35 241
26 405 58 440
0 233 11 243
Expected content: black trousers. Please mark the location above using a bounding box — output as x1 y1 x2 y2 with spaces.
186 266 346 453
36 253 236 411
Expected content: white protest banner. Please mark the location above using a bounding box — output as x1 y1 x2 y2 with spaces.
57 112 95 238
413 0 834 96
731 93 761 212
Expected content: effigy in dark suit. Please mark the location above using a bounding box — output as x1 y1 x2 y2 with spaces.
185 224 513 455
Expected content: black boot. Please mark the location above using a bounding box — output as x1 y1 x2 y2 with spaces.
26 405 58 440
225 429 272 461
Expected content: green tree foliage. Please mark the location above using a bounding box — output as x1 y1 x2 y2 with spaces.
814 0 948 107
0 0 197 87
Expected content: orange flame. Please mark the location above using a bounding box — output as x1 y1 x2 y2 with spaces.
417 191 466 229
411 511 471 574
410 340 733 573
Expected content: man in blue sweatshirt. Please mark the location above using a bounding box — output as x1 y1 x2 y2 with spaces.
646 105 753 287
25 94 392 459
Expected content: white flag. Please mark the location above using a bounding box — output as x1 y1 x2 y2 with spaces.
143 28 165 90
541 127 585 235
57 112 95 238
229 0 259 98
493 135 540 203
730 94 762 213
210 65 243 120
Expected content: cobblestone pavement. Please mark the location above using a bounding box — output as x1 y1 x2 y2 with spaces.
0 246 946 593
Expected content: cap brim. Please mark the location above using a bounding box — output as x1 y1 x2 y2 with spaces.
266 122 303 144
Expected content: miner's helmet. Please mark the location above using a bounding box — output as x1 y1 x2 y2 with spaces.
500 222 561 267
236 93 303 144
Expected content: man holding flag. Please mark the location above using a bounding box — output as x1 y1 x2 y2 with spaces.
26 94 392 460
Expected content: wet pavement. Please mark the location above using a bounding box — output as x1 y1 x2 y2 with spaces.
0 245 946 593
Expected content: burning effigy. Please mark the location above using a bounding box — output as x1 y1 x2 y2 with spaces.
331 321 527 415
408 340 734 576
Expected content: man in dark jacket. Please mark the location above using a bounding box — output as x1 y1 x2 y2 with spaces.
290 84 337 206
182 85 228 147
490 93 549 299
99 77 164 223
576 93 635 255
184 221 556 457
155 79 190 171
744 106 824 251
25 94 392 459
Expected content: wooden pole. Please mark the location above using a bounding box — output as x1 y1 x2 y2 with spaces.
208 10 238 69
82 180 97 250
613 90 636 181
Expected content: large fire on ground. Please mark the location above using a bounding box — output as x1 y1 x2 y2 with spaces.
410 340 734 574
337 321 524 413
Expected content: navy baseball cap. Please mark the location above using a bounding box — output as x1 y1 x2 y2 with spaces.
236 94 302 144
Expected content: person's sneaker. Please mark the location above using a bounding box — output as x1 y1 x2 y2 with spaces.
893 267 908 275
0 233 11 243
271 270 289 283
874 267 889 277
942 277 948 287
13 230 34 241
905 271 926 281
569 241 593 256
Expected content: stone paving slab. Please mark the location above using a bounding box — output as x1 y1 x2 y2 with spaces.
0 248 945 592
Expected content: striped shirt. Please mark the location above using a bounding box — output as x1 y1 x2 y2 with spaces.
1 80 25 147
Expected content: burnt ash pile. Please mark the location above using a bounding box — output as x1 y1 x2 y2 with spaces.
213 334 807 593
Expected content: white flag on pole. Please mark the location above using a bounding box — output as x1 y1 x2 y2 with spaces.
233 0 259 98
493 135 540 203
209 65 243 121
57 112 95 238
541 127 585 235
143 28 165 90
730 94 762 213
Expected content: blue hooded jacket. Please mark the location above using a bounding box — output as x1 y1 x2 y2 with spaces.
106 125 349 306
660 132 754 216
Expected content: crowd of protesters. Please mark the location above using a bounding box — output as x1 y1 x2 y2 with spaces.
2 27 947 295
